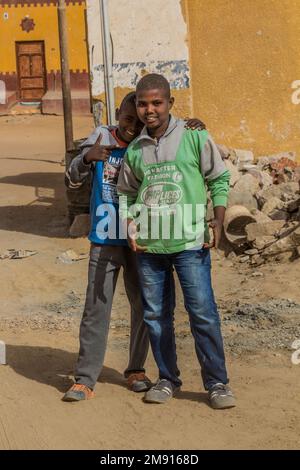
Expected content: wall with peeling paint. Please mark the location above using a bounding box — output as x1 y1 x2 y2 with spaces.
186 0 300 159
86 0 192 119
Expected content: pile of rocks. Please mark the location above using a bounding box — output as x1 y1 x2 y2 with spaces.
216 148 300 265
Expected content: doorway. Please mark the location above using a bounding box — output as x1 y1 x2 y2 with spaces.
16 41 47 101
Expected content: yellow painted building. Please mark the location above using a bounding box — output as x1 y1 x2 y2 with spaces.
0 0 90 113
185 0 300 158
86 0 300 157
1 0 299 158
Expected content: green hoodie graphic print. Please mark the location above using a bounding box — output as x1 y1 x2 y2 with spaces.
118 121 230 254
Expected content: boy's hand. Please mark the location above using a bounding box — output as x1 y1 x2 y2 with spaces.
184 118 206 131
204 206 225 249
84 134 120 164
203 219 223 249
127 219 147 253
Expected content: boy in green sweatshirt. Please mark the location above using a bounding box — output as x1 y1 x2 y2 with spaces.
117 74 236 409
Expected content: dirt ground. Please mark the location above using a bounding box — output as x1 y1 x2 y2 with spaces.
0 114 299 450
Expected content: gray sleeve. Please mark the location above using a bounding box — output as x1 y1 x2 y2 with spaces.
117 158 141 197
216 144 230 160
117 157 142 219
65 150 94 189
200 133 227 181
64 128 102 189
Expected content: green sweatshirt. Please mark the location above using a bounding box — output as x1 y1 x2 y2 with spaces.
117 116 230 254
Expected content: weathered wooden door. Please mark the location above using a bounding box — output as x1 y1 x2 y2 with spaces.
16 41 46 101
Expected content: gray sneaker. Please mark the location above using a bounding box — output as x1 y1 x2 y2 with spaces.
144 379 180 404
208 383 236 409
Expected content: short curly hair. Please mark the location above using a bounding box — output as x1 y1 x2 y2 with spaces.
136 73 170 98
119 91 136 111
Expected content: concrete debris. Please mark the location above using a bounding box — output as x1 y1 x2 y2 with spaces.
224 205 256 245
220 298 300 352
274 251 295 263
228 190 258 211
250 208 272 224
256 151 296 166
261 197 287 220
57 249 89 264
275 221 299 240
234 149 254 170
250 254 265 266
244 248 259 256
262 233 296 256
250 271 263 277
245 221 284 242
255 182 299 208
286 197 300 213
294 208 300 222
234 173 260 195
269 158 298 184
243 166 273 188
224 159 241 187
0 249 38 260
253 236 277 251
291 226 300 244
219 146 300 266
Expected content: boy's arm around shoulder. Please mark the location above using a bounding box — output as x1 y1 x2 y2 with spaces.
199 133 230 208
65 127 101 189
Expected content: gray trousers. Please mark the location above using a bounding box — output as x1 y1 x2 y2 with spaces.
74 244 149 389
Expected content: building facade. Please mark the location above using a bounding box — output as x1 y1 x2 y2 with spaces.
86 0 300 158
1 0 299 157
0 0 91 113
86 0 192 123
187 0 300 159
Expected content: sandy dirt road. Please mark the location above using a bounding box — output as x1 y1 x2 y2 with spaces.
0 115 299 450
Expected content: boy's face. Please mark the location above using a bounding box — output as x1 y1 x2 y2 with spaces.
135 88 174 137
116 102 144 144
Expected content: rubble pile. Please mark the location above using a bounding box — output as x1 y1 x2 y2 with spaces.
220 298 300 352
218 148 300 265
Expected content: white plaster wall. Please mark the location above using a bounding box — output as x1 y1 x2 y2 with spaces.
86 0 190 97
0 80 6 104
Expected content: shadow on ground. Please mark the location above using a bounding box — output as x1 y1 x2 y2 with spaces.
0 172 69 237
6 344 124 393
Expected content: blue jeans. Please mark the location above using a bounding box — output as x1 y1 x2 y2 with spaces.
137 248 228 390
